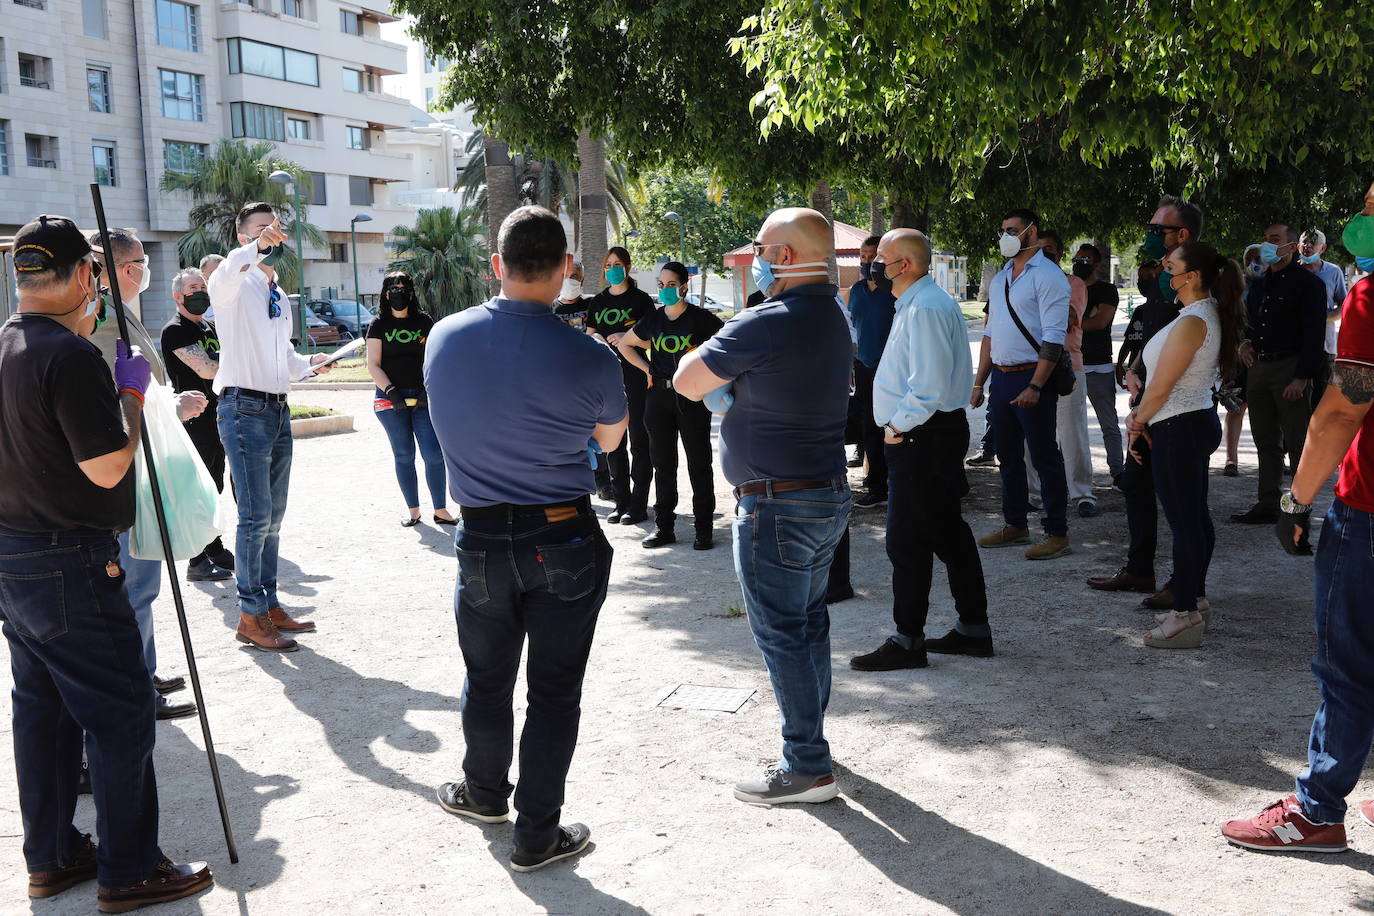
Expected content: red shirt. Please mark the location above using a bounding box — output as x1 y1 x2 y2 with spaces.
1336 275 1374 512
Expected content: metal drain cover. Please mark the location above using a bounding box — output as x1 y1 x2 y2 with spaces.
657 684 756 713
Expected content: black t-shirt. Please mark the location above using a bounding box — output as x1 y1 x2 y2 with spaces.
1080 280 1120 366
160 314 219 403
631 304 724 380
554 296 589 329
1119 297 1182 367
587 287 654 342
0 314 134 533
366 312 434 390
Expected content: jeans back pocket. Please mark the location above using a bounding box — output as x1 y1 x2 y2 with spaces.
774 514 839 570
537 538 598 601
0 569 69 643
456 548 491 608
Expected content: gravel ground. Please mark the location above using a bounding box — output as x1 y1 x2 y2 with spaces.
4 333 1373 915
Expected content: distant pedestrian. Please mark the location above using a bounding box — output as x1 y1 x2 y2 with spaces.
1298 230 1348 406
848 234 896 509
1073 244 1124 482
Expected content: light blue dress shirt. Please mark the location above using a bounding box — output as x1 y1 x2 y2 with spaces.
985 249 1071 365
872 275 973 432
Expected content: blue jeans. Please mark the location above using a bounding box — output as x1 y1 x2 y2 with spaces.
733 482 850 776
989 367 1068 537
217 390 292 617
1150 408 1220 612
454 508 612 851
0 529 162 886
374 389 447 510
1296 499 1374 823
118 530 160 676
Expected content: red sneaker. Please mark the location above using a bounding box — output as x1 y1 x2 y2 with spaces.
1222 795 1347 853
1360 800 1374 829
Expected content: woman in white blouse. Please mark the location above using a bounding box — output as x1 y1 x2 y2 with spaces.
1128 241 1247 649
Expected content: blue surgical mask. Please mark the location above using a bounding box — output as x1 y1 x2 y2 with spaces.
1357 256 1374 274
1259 242 1286 265
859 262 871 281
1300 252 1321 264
752 256 778 297
752 253 830 296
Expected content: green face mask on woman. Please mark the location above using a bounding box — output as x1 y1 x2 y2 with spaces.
605 265 627 286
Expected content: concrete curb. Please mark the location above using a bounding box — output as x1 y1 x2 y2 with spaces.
291 414 355 437
293 382 375 391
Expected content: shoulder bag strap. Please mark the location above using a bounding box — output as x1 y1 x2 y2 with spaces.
1004 276 1043 353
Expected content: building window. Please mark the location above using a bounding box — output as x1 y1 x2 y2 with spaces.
307 170 326 206
342 67 363 93
155 0 199 52
348 176 373 206
424 87 433 107
24 134 57 168
87 66 111 112
340 10 361 34
230 101 285 141
93 143 116 186
227 38 319 86
82 0 107 38
0 121 9 176
163 139 206 173
345 125 368 150
287 117 311 140
281 0 300 16
158 69 204 120
328 242 348 262
18 54 52 89
14 0 47 9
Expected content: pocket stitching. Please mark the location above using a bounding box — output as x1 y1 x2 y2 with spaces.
455 548 490 608
0 570 68 643
536 541 597 601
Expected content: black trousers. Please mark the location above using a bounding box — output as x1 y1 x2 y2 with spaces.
643 384 715 534
852 361 888 495
1120 432 1158 580
187 413 228 563
607 362 653 514
885 410 988 644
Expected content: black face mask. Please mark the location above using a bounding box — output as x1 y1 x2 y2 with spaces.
868 261 893 289
1071 259 1095 280
385 288 412 311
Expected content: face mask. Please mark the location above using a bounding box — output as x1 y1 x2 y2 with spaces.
560 279 583 300
1258 242 1287 265
869 261 887 282
605 265 627 286
1142 230 1167 259
859 262 871 281
1299 251 1321 264
1357 256 1374 273
1158 271 1177 303
260 244 285 267
998 229 1026 258
1071 259 1095 280
182 290 211 315
1248 260 1268 278
658 286 681 307
751 254 831 295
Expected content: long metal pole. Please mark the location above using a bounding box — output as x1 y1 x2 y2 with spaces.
91 184 239 864
293 185 305 344
350 223 363 341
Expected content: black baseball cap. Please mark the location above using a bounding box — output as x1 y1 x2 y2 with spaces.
13 215 92 275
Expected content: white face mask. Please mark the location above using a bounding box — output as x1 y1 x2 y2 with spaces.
998 229 1027 259
135 263 151 295
560 278 583 300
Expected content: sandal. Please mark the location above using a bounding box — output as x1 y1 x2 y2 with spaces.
1143 611 1205 649
401 517 422 528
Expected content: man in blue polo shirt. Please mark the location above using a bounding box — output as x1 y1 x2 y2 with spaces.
676 207 852 807
848 234 896 508
424 206 628 873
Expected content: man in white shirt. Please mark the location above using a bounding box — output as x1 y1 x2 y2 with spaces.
209 202 331 651
1299 229 1348 407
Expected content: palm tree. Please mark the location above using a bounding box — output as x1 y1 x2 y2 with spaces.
388 207 489 316
159 139 325 291
576 130 608 289
481 130 518 296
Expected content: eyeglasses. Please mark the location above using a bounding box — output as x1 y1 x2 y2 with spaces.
1145 223 1185 234
119 255 150 269
751 241 786 258
268 282 282 319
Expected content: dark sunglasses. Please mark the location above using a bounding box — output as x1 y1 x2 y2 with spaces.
1145 223 1185 234
268 282 282 319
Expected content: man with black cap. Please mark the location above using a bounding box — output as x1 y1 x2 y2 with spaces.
0 216 213 910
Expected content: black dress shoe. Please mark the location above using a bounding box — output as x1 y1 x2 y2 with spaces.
620 511 649 525
207 546 235 571
826 585 855 603
849 639 928 671
642 531 676 548
693 532 713 550
966 452 997 466
608 511 624 524
156 697 198 721
510 823 591 872
923 628 995 657
153 674 186 696
1231 504 1279 524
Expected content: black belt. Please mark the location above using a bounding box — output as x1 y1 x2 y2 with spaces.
1255 350 1298 362
654 377 675 391
223 386 288 403
459 495 592 521
733 477 847 500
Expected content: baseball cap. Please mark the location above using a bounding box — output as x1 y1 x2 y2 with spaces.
12 215 92 275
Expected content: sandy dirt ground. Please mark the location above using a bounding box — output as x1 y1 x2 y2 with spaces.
4 330 1373 915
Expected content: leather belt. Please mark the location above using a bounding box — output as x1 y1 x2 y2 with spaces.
459 495 592 523
223 386 288 403
994 363 1038 372
733 478 841 500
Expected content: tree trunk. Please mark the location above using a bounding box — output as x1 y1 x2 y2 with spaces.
809 180 839 286
889 192 917 230
869 193 884 236
483 129 518 296
576 130 608 290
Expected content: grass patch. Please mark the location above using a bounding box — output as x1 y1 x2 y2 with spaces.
290 404 338 420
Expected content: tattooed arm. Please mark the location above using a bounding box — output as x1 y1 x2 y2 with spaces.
1291 363 1374 505
172 344 218 380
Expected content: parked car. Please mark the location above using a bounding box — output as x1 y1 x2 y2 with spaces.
304 311 341 347
686 293 734 319
309 299 376 340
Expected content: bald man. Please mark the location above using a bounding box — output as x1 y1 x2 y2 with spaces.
850 232 991 671
675 208 852 806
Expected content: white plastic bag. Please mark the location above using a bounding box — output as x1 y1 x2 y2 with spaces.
129 380 223 561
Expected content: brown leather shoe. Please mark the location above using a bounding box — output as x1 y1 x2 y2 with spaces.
268 606 316 633
235 613 298 652
1140 587 1174 610
1086 569 1157 593
29 834 97 898
97 858 212 913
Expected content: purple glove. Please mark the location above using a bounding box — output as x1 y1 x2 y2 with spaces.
115 340 151 397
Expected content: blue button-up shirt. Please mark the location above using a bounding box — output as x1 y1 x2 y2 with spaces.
847 279 896 368
985 249 1070 365
873 275 973 432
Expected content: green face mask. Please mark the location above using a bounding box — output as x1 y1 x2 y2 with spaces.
182 290 211 315
1158 270 1177 303
1142 230 1167 260
658 286 681 307
605 265 626 286
260 244 286 268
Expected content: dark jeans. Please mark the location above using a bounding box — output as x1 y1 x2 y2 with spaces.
217 390 292 617
1296 499 1374 822
1150 408 1221 612
989 367 1069 536
644 384 715 535
374 389 447 510
0 529 162 886
886 410 988 644
454 510 612 851
826 527 851 597
607 362 652 514
852 361 887 495
1246 355 1312 509
1119 433 1159 580
734 482 850 776
187 413 227 566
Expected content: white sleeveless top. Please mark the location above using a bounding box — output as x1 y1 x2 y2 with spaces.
1142 297 1221 425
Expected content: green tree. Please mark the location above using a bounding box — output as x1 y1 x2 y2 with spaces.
159 139 325 290
387 207 489 316
627 169 764 279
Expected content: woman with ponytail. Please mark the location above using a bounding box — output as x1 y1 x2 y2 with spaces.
366 271 453 527
1128 242 1245 648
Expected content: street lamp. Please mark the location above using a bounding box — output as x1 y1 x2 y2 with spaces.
350 213 373 336
268 169 306 339
663 212 685 267
621 228 640 246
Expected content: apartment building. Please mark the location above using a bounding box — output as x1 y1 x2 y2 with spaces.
0 0 414 323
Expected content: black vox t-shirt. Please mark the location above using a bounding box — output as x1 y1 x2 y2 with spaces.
631 303 724 381
367 312 434 390
586 287 654 364
0 314 134 533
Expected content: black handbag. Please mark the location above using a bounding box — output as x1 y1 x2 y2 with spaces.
1004 278 1076 396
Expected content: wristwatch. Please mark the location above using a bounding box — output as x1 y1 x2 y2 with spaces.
885 423 903 438
1280 491 1312 515
1027 382 1043 393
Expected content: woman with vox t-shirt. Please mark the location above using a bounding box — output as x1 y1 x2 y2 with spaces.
366 271 454 527
616 261 723 550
